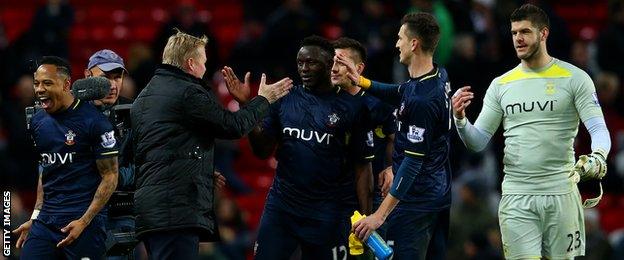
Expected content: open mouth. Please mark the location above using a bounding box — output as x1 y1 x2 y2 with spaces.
39 97 52 109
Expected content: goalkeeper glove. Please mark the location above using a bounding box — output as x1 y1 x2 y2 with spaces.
572 149 608 208
574 149 607 182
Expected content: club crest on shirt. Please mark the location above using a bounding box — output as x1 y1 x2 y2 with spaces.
64 130 76 146
407 125 425 143
327 112 340 127
100 130 117 148
545 82 555 95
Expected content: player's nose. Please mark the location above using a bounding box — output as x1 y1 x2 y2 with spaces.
33 83 45 95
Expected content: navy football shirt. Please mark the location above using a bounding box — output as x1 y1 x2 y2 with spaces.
262 85 371 220
31 99 118 220
392 67 452 211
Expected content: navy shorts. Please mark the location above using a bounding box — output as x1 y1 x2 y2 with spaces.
21 216 107 260
254 204 350 260
385 208 449 260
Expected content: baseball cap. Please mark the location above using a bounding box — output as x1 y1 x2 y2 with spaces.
87 49 126 72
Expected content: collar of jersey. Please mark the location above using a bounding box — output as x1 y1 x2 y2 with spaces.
50 98 80 117
409 65 439 82
519 57 556 73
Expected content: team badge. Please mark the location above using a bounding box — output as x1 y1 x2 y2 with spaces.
100 130 117 148
64 130 76 146
327 113 340 127
366 131 374 147
406 125 425 143
545 82 555 95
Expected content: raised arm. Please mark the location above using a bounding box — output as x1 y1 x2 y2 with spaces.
334 53 401 104
452 86 501 151
222 67 287 158
184 73 292 140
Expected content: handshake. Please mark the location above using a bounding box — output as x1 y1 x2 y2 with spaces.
569 149 607 208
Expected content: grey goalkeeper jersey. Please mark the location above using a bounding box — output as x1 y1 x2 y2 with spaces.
474 58 603 195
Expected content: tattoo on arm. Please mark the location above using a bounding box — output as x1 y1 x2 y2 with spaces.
81 157 118 225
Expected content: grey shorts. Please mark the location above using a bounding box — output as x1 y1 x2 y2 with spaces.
498 188 585 259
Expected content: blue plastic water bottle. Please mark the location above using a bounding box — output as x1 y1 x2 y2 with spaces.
351 211 393 260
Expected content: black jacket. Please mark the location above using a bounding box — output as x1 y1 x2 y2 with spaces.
131 64 269 241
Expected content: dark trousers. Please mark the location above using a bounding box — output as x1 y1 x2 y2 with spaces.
142 229 199 260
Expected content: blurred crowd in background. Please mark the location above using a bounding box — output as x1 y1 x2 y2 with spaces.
1 0 624 259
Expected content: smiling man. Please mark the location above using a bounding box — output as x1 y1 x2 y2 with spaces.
240 35 373 260
331 37 396 244
452 4 611 259
13 56 119 259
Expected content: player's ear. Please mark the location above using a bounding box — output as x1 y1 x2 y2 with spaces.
356 63 365 75
63 78 71 92
186 58 194 71
540 27 549 41
411 38 418 52
84 69 92 78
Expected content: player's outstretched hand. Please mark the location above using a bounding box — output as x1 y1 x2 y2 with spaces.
214 171 226 190
57 218 88 248
379 166 393 197
334 53 361 85
258 73 293 104
451 86 474 119
221 66 251 104
352 213 384 241
12 220 32 248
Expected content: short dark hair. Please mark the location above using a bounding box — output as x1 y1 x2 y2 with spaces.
510 4 550 30
301 35 335 58
401 12 440 54
332 37 367 63
39 56 72 79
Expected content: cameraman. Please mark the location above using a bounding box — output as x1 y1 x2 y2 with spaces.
84 49 137 259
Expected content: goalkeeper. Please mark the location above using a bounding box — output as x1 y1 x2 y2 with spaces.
452 4 610 260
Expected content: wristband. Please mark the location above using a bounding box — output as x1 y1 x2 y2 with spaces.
31 209 40 220
454 116 467 128
359 76 372 89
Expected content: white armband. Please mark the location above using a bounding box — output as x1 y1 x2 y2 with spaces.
31 209 40 220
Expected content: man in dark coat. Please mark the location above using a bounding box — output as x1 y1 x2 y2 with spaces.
131 30 292 259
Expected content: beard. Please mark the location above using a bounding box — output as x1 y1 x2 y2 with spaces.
517 41 541 61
